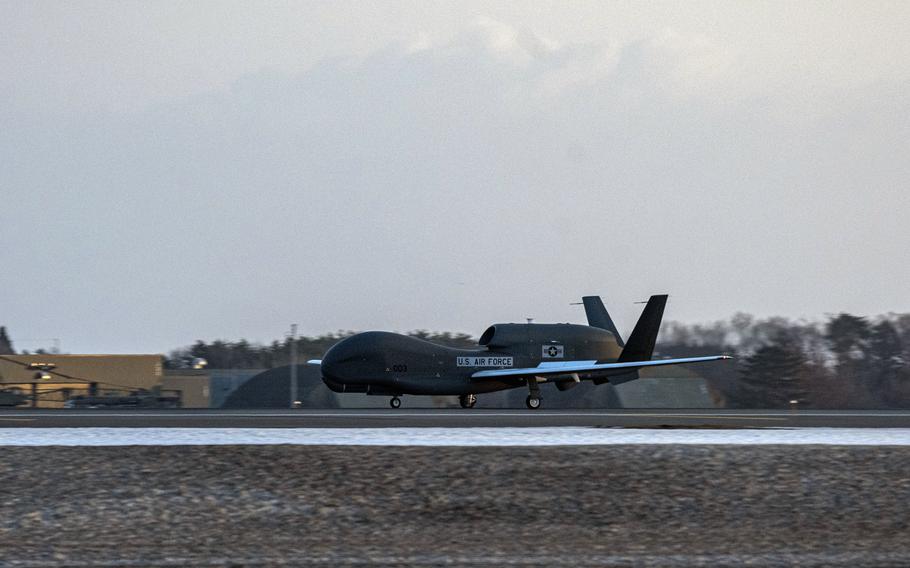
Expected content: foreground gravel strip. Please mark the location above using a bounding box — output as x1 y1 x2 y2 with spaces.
0 445 908 567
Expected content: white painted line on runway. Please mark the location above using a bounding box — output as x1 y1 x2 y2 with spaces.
2 427 910 446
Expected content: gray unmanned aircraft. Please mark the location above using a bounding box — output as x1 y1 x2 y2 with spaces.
308 294 731 409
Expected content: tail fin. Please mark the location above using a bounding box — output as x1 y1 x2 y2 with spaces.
617 294 668 362
582 296 625 347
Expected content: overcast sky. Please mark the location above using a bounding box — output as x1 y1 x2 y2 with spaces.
2 1 909 353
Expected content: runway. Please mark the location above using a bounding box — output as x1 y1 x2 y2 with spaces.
1 408 909 428
4 427 910 446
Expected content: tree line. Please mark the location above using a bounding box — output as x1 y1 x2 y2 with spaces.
659 312 910 408
165 331 477 370
167 312 910 408
0 327 13 355
5 311 909 408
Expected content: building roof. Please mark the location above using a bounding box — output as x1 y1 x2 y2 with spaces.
0 354 163 390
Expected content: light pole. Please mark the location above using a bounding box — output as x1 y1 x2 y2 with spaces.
289 324 298 408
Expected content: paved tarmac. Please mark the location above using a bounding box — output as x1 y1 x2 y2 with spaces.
1 408 909 428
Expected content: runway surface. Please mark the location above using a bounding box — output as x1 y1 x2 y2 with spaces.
1 408 909 428
3 427 910 446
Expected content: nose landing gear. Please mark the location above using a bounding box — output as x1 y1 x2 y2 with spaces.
459 394 477 409
390 396 402 409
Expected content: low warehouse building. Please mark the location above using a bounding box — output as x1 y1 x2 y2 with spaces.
0 354 209 408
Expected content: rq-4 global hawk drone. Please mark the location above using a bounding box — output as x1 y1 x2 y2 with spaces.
308 295 731 409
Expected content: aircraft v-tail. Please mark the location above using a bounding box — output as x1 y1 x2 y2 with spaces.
308 294 732 409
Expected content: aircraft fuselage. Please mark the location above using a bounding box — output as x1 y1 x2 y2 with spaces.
320 324 621 396
313 294 731 409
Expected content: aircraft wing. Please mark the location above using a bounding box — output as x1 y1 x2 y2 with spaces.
471 355 731 380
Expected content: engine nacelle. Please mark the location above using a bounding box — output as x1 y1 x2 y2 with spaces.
478 324 529 348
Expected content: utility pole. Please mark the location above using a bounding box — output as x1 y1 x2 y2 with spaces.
289 323 298 408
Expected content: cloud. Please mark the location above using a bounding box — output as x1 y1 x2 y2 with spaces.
2 17 909 351
470 16 560 66
641 28 738 97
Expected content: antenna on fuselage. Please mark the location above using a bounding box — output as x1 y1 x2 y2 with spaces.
526 318 534 324
636 294 671 304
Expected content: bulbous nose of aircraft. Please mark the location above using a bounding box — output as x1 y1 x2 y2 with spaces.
320 343 345 382
319 340 352 393
320 332 396 392
320 334 367 383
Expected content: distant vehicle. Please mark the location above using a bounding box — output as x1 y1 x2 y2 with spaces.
0 388 27 407
64 390 181 409
309 294 732 409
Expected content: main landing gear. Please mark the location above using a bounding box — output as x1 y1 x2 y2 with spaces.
390 396 402 409
459 394 477 409
526 377 542 410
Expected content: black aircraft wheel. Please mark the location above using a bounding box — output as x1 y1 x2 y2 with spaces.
526 395 542 410
390 397 402 409
459 394 477 409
